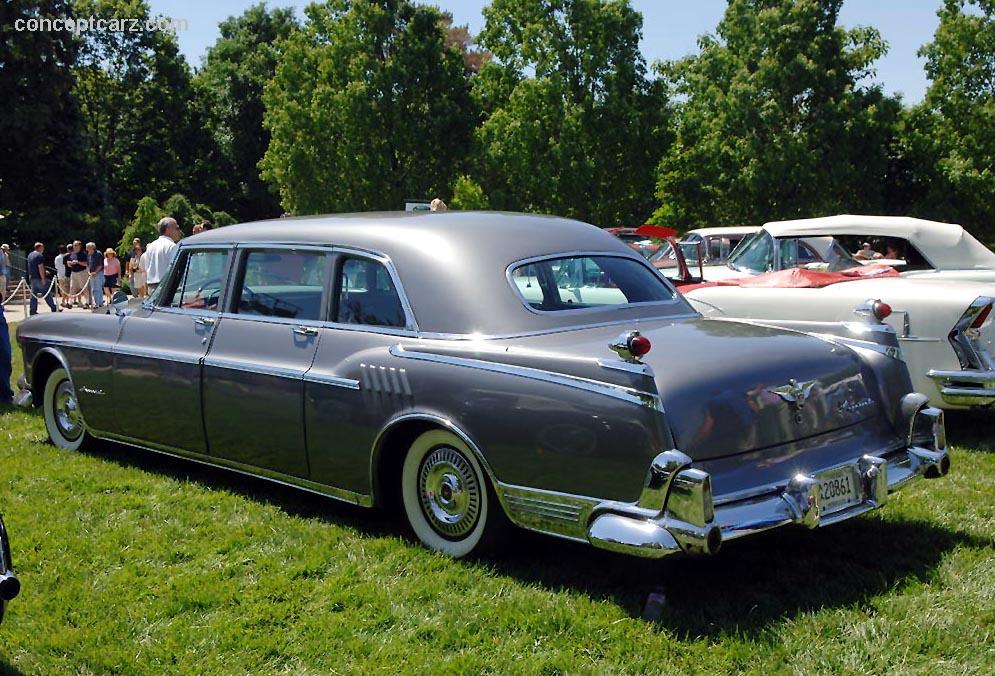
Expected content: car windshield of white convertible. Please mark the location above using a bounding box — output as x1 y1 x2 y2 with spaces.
510 255 675 311
727 232 865 274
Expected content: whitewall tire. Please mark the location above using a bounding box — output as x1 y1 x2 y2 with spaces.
43 368 90 451
401 429 503 558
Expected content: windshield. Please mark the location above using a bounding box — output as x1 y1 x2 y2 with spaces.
727 233 864 274
510 255 675 311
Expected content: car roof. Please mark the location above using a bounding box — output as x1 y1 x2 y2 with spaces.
760 215 995 270
184 211 683 335
687 226 761 237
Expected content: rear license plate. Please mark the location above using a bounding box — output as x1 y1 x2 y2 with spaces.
817 467 861 514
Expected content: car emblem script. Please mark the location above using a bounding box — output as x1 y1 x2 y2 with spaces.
768 379 817 410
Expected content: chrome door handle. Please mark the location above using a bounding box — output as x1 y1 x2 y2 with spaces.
194 316 216 327
293 326 319 337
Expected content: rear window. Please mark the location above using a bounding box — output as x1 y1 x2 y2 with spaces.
336 257 407 327
510 255 675 311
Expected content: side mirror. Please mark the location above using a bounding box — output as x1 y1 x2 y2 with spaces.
110 290 129 316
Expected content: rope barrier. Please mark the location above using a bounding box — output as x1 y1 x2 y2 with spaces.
0 278 27 306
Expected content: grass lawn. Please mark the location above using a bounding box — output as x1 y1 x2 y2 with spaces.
1 322 994 674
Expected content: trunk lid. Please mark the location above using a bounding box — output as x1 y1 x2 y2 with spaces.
513 317 881 461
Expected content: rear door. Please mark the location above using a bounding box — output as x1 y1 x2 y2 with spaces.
202 247 330 478
112 247 230 453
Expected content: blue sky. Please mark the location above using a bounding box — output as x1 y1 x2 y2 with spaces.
150 0 944 103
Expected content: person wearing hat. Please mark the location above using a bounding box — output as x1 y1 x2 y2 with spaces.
103 248 121 301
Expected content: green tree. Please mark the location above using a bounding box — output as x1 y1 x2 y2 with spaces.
72 0 221 224
472 0 668 226
195 3 298 221
118 195 162 252
0 0 99 247
654 0 901 228
161 193 196 231
450 175 490 209
900 0 995 237
260 0 475 214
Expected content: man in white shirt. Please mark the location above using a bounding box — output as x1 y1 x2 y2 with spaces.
53 244 69 308
142 217 182 292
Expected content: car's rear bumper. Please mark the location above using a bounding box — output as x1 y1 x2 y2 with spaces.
587 406 949 559
927 368 995 406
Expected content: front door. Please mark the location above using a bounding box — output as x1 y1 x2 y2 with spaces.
112 248 230 453
202 248 330 478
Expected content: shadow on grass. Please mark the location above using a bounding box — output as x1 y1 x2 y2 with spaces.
944 410 995 451
82 439 401 538
80 438 989 637
483 513 990 637
0 657 26 675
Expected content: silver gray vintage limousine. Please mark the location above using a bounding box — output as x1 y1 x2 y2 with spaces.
15 212 950 559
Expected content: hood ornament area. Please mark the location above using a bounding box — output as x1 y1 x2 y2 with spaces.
768 379 817 410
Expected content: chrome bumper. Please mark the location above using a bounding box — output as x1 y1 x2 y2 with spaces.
14 374 32 408
927 368 995 406
588 408 949 559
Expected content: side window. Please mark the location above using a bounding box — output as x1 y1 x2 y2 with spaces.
336 257 406 327
163 250 229 310
235 250 327 321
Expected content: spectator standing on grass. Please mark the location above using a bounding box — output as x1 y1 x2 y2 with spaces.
129 242 147 298
27 242 59 315
192 220 212 234
63 244 74 307
430 198 447 211
54 244 69 308
86 242 105 308
67 240 91 308
143 217 182 292
103 248 121 300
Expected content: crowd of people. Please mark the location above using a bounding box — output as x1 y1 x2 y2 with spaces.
1 216 206 316
1 216 201 405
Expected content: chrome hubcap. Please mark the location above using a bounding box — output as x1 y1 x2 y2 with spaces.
53 380 83 441
419 446 481 539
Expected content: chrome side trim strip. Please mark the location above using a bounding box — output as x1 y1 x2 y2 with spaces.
304 373 361 390
113 345 202 365
389 344 663 410
203 357 304 380
98 431 373 507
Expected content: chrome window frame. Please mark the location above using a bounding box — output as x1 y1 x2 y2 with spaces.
333 251 415 332
227 244 334 324
506 251 686 317
164 242 420 334
145 245 234 318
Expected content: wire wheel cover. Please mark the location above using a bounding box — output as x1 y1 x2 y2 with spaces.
418 446 482 539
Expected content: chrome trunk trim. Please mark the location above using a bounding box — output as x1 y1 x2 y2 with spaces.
388 344 663 410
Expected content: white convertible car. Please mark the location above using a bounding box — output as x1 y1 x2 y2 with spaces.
676 225 995 410
649 226 760 270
